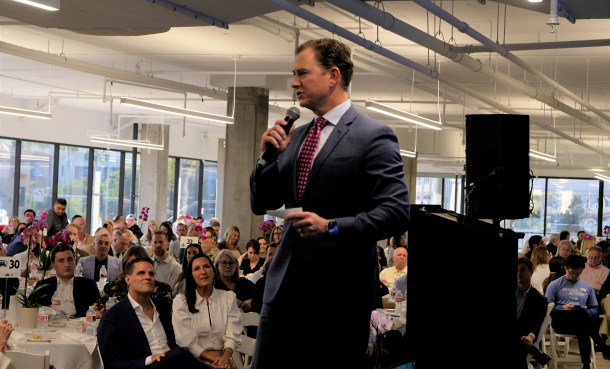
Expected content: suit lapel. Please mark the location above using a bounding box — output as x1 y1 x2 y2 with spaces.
289 120 315 204
73 278 81 314
301 105 358 200
121 299 152 355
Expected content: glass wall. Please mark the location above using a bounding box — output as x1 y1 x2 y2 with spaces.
546 178 599 236
166 158 176 221
58 146 89 220
415 177 442 205
202 161 218 224
177 159 200 217
0 139 16 224
19 141 54 216
505 178 546 235
123 153 140 216
91 150 121 232
443 177 463 212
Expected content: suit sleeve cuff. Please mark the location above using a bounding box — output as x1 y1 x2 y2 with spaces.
145 356 153 366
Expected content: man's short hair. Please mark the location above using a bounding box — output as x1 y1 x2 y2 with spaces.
559 230 570 240
115 220 128 227
50 244 76 263
72 215 83 222
597 241 610 253
210 220 220 227
24 209 35 218
394 246 408 254
114 228 130 239
295 38 354 91
125 257 154 276
94 232 111 244
177 223 187 230
205 228 217 239
589 246 602 255
153 231 168 242
95 227 109 234
565 254 587 270
549 233 559 243
528 235 543 249
55 198 67 206
517 257 534 272
577 231 585 236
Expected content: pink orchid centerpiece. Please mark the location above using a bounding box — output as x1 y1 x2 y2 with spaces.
21 210 49 247
193 225 204 233
370 310 404 368
198 232 208 242
582 233 595 241
138 207 150 227
36 229 75 273
258 220 276 233
604 226 610 238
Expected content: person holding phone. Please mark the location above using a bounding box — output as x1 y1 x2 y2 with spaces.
546 255 610 367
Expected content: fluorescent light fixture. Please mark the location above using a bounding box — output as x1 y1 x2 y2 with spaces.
400 149 417 158
365 100 442 130
595 174 610 182
528 0 543 2
0 106 51 119
529 149 556 162
90 136 164 151
13 0 59 11
120 97 234 124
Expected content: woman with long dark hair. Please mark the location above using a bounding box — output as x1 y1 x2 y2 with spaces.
172 253 242 368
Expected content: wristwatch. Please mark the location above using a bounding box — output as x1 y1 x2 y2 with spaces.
326 219 338 235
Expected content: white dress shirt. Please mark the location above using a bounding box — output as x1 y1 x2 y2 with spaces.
299 99 351 160
152 255 182 288
127 293 170 366
531 264 550 294
172 288 242 357
56 276 76 316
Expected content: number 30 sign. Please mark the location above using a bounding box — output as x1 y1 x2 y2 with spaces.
0 257 21 278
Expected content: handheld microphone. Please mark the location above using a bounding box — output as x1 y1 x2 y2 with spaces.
257 106 300 168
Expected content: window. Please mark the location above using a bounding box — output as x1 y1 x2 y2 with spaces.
0 139 16 224
442 177 463 212
167 158 176 221
123 153 140 216
19 141 54 216
177 159 200 217
415 177 442 205
202 161 218 223
546 179 599 236
91 150 121 233
504 178 546 235
58 146 89 221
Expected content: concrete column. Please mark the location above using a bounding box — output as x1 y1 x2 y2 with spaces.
402 156 418 206
216 138 226 236
139 124 170 224
222 87 269 251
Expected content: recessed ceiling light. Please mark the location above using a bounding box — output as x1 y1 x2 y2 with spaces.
13 0 60 11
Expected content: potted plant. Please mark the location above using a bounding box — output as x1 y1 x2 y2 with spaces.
14 283 49 329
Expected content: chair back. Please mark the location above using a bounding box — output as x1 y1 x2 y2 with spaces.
6 350 50 369
233 336 256 369
535 302 554 346
241 312 260 335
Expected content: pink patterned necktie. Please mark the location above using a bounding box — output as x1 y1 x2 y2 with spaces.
296 117 328 200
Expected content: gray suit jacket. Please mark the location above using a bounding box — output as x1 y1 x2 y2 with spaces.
250 104 410 313
80 255 121 283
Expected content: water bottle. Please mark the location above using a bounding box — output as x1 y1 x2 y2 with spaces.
99 266 108 285
395 291 404 314
75 263 83 277
50 268 57 277
106 297 115 310
86 305 96 322
389 284 398 303
85 321 96 336
37 306 49 335
51 291 61 308
30 261 38 276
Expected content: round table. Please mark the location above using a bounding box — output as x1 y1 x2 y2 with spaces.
13 327 103 369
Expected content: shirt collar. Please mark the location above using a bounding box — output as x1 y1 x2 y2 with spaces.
195 287 219 306
57 276 74 286
519 285 532 298
314 99 351 125
395 265 408 273
154 255 171 264
588 261 602 269
127 292 156 313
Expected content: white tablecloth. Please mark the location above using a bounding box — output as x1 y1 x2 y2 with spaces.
12 328 102 369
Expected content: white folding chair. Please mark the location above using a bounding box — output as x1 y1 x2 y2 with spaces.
549 325 596 369
6 350 50 369
232 336 256 369
527 303 554 369
241 312 260 335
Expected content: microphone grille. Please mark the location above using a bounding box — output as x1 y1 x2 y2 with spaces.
286 106 301 120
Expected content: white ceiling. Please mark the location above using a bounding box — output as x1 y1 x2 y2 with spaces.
0 0 609 172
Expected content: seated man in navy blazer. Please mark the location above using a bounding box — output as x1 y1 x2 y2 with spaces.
34 244 100 317
80 232 121 283
98 258 213 369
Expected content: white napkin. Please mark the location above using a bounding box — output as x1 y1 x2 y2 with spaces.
9 330 26 343
61 332 97 355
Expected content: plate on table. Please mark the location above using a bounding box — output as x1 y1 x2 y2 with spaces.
27 336 51 342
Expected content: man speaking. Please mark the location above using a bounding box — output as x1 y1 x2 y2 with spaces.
250 39 410 368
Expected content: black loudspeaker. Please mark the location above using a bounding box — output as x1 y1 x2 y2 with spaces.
465 114 530 220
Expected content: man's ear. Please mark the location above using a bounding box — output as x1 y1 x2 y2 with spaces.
125 274 131 285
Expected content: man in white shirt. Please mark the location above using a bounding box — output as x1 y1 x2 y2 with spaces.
112 229 131 260
97 258 214 368
152 232 182 288
582 246 610 296
379 246 408 289
72 216 95 255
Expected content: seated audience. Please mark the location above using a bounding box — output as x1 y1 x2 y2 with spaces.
103 220 113 234
524 235 545 259
251 243 277 284
94 246 172 317
394 272 407 297
35 243 100 316
379 246 408 289
66 224 93 262
80 232 121 283
72 216 95 255
251 256 274 314
160 221 180 261
97 258 214 369
557 240 574 258
23 209 36 225
531 247 551 293
126 214 144 240
214 250 254 312
175 223 188 264
142 220 158 245
111 228 131 259
546 233 560 256
516 258 550 368
152 231 182 288
114 220 139 243
218 226 241 259
210 220 221 237
542 257 567 295
257 237 267 259
581 246 609 295
46 198 68 237
1 216 19 245
581 234 596 255
173 244 203 297
199 229 219 262
559 230 571 244
546 255 610 368
6 224 40 257
240 240 264 275
599 241 610 269
172 254 241 368
577 231 586 251
270 225 283 244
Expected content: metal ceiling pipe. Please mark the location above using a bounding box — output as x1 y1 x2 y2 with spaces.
261 0 610 159
463 39 610 53
325 0 610 135
242 18 295 42
410 0 610 127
